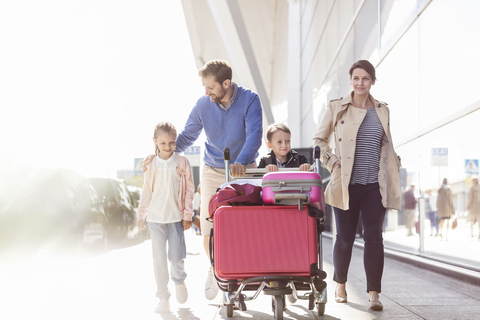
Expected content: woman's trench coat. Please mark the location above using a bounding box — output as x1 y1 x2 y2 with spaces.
312 93 402 211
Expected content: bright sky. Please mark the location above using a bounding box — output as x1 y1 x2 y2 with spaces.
0 0 204 178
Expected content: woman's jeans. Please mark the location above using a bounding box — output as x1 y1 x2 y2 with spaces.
148 221 187 300
333 183 386 293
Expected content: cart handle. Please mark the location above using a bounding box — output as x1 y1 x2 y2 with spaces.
223 146 321 179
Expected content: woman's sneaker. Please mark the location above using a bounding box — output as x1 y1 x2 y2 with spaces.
176 282 188 304
204 267 219 300
154 299 170 313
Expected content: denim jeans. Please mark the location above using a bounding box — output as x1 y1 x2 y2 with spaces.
333 183 386 293
148 221 187 300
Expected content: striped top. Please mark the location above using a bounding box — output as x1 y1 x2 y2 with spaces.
350 107 385 185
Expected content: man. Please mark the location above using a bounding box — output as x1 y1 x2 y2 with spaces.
403 185 417 236
143 59 263 300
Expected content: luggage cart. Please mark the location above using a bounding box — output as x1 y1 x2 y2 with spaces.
209 147 327 319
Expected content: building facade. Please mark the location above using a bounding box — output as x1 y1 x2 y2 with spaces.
182 0 480 269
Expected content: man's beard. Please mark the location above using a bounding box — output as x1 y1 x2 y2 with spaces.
210 88 226 103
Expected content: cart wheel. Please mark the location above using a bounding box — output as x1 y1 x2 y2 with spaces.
316 302 325 316
227 304 234 317
274 295 284 320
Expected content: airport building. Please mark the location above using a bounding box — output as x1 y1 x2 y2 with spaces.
181 0 480 270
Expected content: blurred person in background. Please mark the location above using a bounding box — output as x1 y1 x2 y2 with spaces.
436 178 455 240
425 189 438 236
466 176 480 239
403 185 417 236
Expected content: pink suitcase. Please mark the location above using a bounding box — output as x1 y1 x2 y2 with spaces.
262 172 324 211
213 205 318 280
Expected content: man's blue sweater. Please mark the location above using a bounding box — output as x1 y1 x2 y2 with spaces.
176 85 263 168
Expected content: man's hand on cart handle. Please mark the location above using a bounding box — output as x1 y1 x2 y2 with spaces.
230 163 246 177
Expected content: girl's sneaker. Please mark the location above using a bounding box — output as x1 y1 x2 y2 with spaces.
155 299 170 313
176 282 188 304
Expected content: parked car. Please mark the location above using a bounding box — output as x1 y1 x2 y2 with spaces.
126 185 142 209
0 168 108 255
88 178 137 244
126 184 149 240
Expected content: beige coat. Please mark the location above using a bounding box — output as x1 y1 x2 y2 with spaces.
467 184 480 220
312 93 402 211
436 186 455 219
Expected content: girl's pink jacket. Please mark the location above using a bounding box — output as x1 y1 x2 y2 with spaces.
136 154 194 222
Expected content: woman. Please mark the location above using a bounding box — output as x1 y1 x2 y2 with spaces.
313 60 401 310
466 176 480 239
437 178 455 240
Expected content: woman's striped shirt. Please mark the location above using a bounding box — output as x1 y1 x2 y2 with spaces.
350 107 385 185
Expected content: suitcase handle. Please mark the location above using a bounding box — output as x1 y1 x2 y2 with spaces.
245 167 300 174
272 186 311 192
274 193 309 210
209 228 214 267
274 193 309 201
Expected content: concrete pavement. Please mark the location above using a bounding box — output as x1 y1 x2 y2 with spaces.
1 229 480 319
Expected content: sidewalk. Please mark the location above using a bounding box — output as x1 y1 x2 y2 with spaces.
168 231 480 319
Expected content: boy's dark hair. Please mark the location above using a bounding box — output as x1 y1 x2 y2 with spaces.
349 60 377 81
266 123 291 142
198 59 232 85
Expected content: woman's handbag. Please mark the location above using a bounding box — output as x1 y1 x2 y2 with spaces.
451 216 458 230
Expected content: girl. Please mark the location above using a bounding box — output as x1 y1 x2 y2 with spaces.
313 60 401 310
137 122 194 313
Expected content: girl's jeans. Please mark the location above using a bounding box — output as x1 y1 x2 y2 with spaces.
148 221 187 300
333 183 386 293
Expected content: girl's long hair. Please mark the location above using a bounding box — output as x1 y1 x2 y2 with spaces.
154 122 177 155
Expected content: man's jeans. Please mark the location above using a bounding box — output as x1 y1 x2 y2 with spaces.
148 221 187 300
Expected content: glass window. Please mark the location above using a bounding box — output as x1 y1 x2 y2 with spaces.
324 2 339 64
375 21 419 144
384 109 480 270
336 30 355 94
418 0 480 130
337 0 355 42
354 0 378 61
309 0 332 51
380 0 418 50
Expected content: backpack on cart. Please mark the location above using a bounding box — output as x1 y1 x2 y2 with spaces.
208 183 262 220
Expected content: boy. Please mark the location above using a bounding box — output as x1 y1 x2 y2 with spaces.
258 123 310 172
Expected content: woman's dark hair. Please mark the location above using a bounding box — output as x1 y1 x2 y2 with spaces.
349 60 376 81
